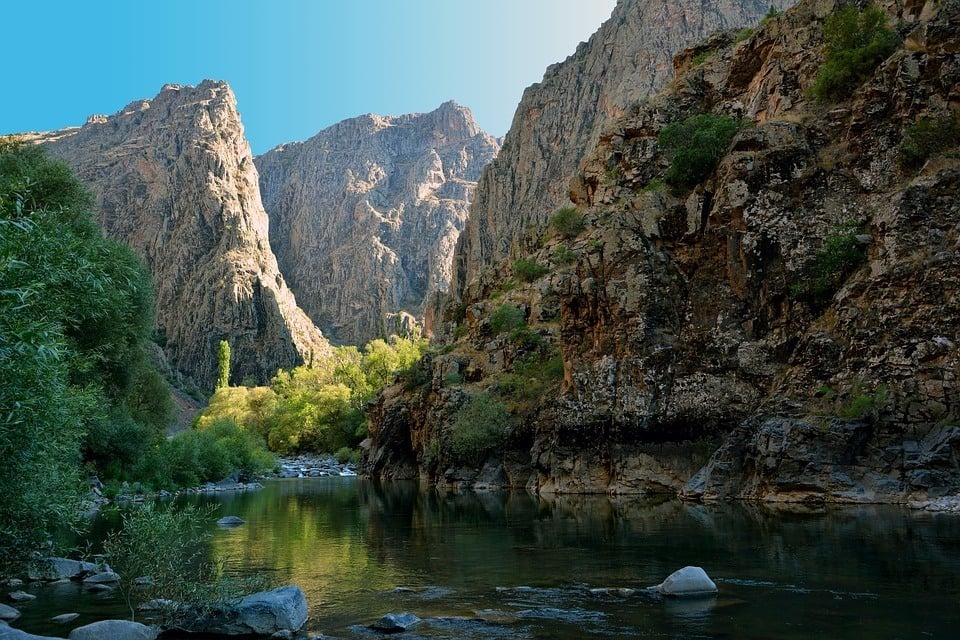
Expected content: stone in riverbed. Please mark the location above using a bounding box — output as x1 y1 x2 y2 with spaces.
0 605 19 622
67 620 158 640
0 620 63 640
6 593 34 604
49 614 79 624
82 572 119 584
370 612 422 633
654 566 718 597
174 586 307 636
217 516 245 527
27 558 98 582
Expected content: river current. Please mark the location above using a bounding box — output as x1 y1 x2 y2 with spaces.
13 477 960 638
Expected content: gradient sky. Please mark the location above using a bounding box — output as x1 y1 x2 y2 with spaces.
3 1 617 154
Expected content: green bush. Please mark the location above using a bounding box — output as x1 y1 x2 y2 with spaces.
334 446 360 465
449 394 509 467
550 244 578 265
900 113 960 168
808 6 899 102
512 258 550 282
489 304 525 334
790 221 867 302
658 113 741 189
550 206 585 238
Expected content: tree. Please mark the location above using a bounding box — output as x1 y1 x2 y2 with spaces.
217 339 231 389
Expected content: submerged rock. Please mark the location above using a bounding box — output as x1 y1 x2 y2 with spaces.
67 620 157 640
5 594 33 604
369 612 422 633
655 567 718 597
216 516 246 527
48 615 79 625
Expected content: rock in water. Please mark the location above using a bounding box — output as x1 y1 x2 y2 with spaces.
655 567 718 597
176 585 308 636
216 516 246 527
67 620 157 640
49 614 79 624
0 621 64 640
0 605 19 622
82 572 119 584
6 593 34 604
27 558 98 582
370 612 422 633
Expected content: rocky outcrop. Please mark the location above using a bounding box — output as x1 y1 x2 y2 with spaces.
30 81 329 388
452 0 795 304
256 102 499 344
364 0 960 503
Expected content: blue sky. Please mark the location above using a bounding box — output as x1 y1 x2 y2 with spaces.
3 1 616 154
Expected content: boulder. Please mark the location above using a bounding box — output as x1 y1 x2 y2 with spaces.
654 567 718 597
370 612 422 633
82 572 119 584
176 586 307 636
216 516 246 527
27 559 98 582
49 615 79 625
0 605 19 622
6 594 34 604
0 621 63 640
67 620 157 640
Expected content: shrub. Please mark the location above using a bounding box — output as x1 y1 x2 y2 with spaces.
790 221 867 302
900 113 960 168
808 6 899 103
489 304 525 334
449 394 509 467
512 258 550 282
334 446 360 465
691 49 717 66
658 113 741 190
550 206 585 238
550 244 578 265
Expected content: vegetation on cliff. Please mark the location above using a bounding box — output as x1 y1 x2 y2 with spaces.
0 142 175 568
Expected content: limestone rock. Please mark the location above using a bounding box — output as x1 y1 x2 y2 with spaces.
67 620 157 640
31 81 330 388
655 567 718 597
256 101 499 344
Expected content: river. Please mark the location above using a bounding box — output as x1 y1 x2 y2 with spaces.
12 477 960 638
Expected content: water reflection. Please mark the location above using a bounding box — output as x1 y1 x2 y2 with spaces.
13 479 960 639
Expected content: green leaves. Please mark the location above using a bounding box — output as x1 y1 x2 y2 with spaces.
658 113 741 190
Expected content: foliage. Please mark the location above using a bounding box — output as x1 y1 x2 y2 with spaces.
0 142 173 569
691 49 717 66
900 113 960 168
193 334 428 457
334 446 360 465
658 113 741 190
216 340 231 389
448 393 509 467
103 502 269 622
808 6 899 103
734 28 754 44
789 221 867 302
512 257 550 282
549 206 585 238
550 244 578 265
489 304 525 334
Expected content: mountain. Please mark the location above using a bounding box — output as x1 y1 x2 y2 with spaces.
30 81 330 389
363 0 960 505
256 101 500 345
452 0 795 304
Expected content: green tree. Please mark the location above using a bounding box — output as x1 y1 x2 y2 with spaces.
217 339 231 389
658 113 741 190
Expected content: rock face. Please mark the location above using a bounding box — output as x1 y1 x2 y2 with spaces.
256 102 499 344
453 0 794 304
31 81 329 388
364 0 960 504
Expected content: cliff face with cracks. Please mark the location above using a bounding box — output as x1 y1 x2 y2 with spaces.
32 81 330 389
256 102 500 345
364 0 960 505
453 0 796 305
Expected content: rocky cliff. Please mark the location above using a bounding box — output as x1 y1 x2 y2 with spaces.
453 0 795 304
32 81 330 389
256 102 500 345
364 0 960 505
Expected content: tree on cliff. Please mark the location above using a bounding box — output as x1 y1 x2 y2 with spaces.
0 140 173 570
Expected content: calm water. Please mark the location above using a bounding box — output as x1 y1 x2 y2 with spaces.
13 478 960 639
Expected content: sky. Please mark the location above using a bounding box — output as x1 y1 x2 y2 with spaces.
3 1 617 154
